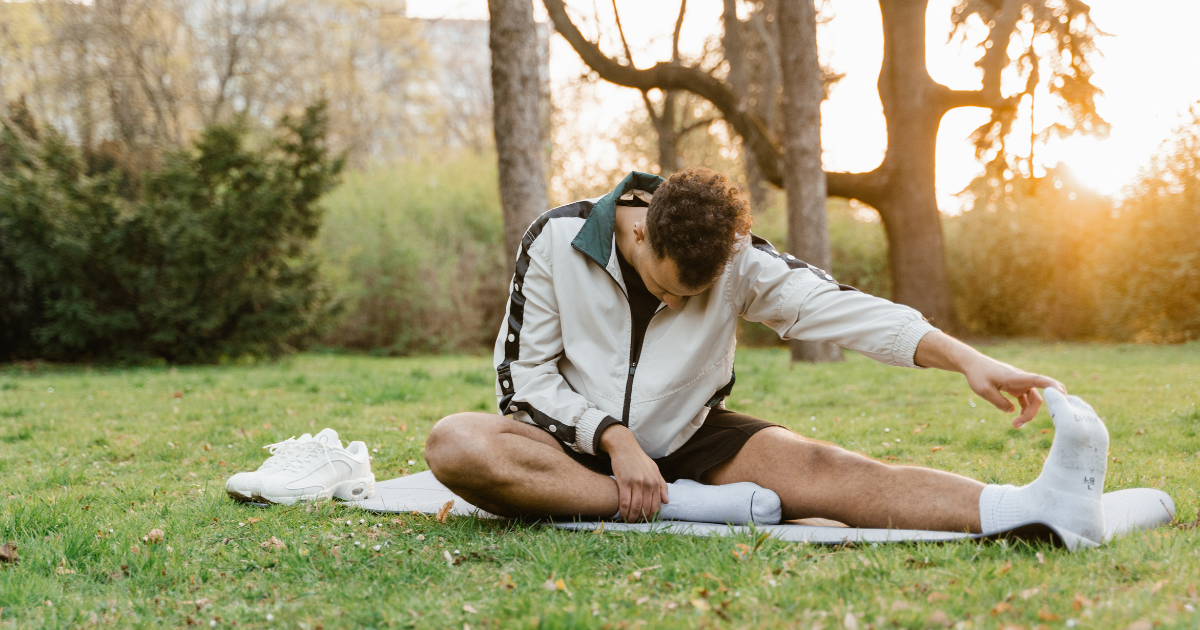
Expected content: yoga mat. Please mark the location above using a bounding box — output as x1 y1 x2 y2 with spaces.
351 471 1175 549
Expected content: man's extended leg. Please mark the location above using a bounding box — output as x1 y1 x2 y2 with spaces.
704 388 1108 542
702 428 985 532
424 413 619 518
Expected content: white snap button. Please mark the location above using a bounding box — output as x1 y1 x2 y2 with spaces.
502 380 510 388
509 405 517 412
507 334 515 342
548 425 557 433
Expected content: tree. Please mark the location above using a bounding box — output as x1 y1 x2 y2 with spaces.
489 0 550 275
778 0 841 362
543 0 1107 331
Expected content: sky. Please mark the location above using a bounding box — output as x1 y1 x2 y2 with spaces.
409 0 1200 212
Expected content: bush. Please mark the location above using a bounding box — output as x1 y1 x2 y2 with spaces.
946 104 1200 343
0 101 342 363
318 152 507 355
945 166 1113 339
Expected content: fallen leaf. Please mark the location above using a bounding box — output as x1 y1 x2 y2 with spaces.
443 550 454 565
246 517 261 525
260 537 286 551
1036 552 1046 565
1126 620 1152 630
1038 608 1060 621
555 578 566 591
931 446 943 452
927 610 951 627
496 573 516 590
463 604 477 614
691 599 711 611
436 500 454 523
927 592 949 603
146 528 164 544
0 542 17 564
183 598 212 608
542 579 557 591
843 611 858 630
997 560 1012 575
1073 593 1090 612
1041 428 1051 434
1151 580 1167 594
891 600 910 611
635 596 650 605
1021 588 1040 599
991 602 1013 615
1188 584 1197 599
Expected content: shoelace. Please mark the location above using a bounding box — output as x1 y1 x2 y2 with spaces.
256 436 312 471
272 440 339 475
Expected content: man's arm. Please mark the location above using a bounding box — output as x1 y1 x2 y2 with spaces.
914 331 1067 428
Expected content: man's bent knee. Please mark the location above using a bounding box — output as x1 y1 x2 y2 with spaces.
425 413 499 486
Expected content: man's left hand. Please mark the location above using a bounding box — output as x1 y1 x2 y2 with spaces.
962 355 1067 428
914 331 1067 428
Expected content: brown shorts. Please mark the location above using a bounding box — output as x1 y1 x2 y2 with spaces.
556 408 781 483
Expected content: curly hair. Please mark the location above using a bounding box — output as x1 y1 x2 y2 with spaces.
646 167 753 289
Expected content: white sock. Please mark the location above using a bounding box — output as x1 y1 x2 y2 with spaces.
611 478 782 525
978 389 1108 549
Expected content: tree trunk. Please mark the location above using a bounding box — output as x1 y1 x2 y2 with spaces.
778 0 842 363
872 0 957 330
655 91 681 174
489 0 549 277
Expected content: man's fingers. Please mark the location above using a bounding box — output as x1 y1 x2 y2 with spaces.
978 386 1015 413
627 484 644 522
1005 373 1066 396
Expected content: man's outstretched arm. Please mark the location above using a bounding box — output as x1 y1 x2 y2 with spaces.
913 331 1068 428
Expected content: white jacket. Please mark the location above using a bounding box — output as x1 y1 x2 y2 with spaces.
494 172 938 458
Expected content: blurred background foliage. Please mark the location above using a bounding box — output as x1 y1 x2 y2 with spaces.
0 0 1198 362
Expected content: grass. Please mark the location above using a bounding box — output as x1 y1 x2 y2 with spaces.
0 343 1198 629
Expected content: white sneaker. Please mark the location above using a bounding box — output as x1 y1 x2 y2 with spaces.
225 429 339 502
252 430 375 505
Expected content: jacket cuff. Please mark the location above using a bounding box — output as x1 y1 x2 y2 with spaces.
892 318 939 368
574 408 615 456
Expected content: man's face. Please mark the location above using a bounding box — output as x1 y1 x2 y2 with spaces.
635 251 712 309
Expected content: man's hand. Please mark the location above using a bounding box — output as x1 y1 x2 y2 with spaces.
914 331 1067 428
599 424 669 522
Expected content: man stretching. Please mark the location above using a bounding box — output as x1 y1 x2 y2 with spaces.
425 169 1109 549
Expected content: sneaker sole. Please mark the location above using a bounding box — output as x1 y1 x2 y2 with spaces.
253 474 377 505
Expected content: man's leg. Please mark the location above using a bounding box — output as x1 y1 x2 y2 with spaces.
425 413 781 524
424 413 620 518
702 428 985 532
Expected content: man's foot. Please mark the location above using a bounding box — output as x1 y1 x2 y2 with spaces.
979 388 1108 550
646 479 782 525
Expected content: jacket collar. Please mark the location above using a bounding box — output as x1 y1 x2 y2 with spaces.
571 171 664 268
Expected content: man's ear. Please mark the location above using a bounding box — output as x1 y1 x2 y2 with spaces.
633 221 647 244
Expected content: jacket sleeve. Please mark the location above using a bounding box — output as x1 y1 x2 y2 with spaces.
494 237 620 455
728 241 939 368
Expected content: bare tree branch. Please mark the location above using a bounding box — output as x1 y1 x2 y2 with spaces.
671 0 686 63
544 0 783 186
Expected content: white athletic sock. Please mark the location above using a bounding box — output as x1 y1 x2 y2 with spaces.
611 478 782 525
977 388 1108 549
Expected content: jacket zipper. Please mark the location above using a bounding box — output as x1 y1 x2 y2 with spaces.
621 304 665 426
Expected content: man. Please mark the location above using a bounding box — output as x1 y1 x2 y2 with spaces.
425 169 1109 549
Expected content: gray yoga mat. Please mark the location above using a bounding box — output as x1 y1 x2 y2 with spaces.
351 471 1175 548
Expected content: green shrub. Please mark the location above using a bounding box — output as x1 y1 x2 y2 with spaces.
318 152 507 355
1100 104 1200 342
945 166 1112 339
0 101 342 363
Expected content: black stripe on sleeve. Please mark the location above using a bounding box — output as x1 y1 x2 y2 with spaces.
749 234 859 292
495 201 595 444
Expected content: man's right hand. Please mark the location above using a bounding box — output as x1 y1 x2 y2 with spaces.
599 424 669 522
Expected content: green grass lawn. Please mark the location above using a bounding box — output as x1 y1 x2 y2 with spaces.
1 343 1198 629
